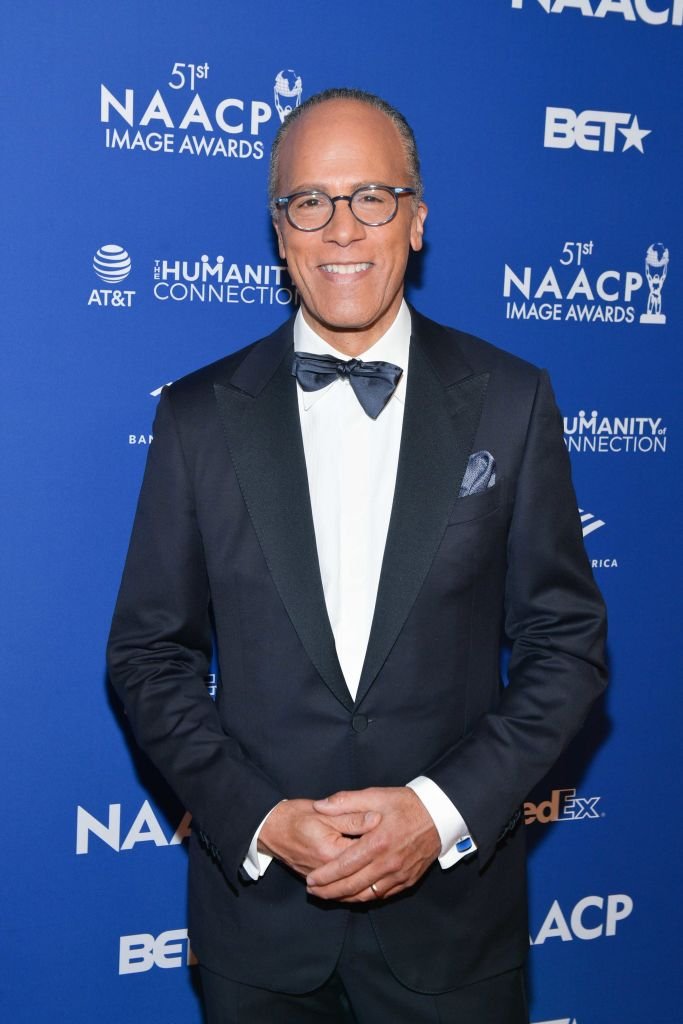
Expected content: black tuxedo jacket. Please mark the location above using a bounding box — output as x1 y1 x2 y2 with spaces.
107 308 607 994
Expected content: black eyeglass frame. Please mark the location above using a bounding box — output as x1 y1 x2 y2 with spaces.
274 184 417 231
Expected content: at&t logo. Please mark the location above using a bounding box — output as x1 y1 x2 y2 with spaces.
512 0 683 25
524 787 602 824
544 108 651 153
119 929 196 974
88 243 135 307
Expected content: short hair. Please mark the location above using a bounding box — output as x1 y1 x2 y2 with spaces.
268 87 424 213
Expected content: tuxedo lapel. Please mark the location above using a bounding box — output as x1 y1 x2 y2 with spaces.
355 311 489 706
213 322 353 712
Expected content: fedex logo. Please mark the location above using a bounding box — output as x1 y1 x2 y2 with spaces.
524 788 602 824
544 108 651 152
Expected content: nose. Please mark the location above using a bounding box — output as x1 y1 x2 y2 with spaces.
321 197 366 246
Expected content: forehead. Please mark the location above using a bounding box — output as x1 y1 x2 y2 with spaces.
277 100 410 191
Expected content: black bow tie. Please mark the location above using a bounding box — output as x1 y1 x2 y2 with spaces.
291 352 403 419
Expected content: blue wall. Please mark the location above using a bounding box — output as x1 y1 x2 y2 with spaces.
4 3 680 1021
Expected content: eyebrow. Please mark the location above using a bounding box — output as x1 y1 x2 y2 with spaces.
281 181 389 195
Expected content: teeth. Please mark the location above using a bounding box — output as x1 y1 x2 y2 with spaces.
321 263 371 275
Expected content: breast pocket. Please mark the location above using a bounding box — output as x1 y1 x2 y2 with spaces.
446 478 506 526
437 479 509 594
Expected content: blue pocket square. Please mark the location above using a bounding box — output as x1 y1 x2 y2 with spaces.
459 451 496 497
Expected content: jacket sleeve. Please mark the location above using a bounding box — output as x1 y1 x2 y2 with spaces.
426 370 608 867
107 388 284 881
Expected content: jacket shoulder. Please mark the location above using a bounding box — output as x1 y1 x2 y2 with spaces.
412 309 544 386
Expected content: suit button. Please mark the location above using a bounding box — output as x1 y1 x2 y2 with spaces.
351 714 368 733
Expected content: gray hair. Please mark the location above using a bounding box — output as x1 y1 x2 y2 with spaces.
268 87 424 214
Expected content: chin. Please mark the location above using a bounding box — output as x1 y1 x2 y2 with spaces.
315 302 384 333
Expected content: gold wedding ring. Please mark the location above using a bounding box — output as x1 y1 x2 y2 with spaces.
370 882 380 896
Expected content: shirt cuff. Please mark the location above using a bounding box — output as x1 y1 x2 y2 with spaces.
242 802 286 880
406 776 477 868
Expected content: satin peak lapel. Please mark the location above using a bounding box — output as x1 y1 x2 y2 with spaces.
355 322 489 706
213 328 352 711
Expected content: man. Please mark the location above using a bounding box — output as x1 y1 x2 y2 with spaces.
108 88 607 1022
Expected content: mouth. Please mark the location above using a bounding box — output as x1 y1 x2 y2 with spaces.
319 262 372 276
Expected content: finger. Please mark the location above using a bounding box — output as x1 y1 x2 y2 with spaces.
322 810 381 835
337 889 400 904
314 865 411 902
313 789 382 816
307 866 389 902
306 833 381 887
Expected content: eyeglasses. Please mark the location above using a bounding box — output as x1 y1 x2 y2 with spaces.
274 184 416 231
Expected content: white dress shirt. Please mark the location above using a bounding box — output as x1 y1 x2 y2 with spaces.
243 301 476 879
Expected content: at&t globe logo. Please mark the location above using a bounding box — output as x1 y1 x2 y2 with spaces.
88 243 135 307
93 244 132 283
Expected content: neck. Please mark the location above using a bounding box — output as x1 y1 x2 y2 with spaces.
300 294 405 357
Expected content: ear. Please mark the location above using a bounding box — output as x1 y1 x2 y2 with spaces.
273 217 287 261
410 202 428 253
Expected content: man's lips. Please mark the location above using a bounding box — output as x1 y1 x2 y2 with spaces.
319 262 372 276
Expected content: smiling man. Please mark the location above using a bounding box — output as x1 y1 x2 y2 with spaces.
108 88 607 1023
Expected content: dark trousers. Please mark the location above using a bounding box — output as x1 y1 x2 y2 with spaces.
200 912 528 1023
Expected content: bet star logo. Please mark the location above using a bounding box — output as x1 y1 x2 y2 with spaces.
618 115 651 152
545 108 652 153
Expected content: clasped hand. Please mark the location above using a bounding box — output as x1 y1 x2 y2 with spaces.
258 787 441 902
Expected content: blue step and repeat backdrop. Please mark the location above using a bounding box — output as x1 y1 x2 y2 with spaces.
3 2 681 1021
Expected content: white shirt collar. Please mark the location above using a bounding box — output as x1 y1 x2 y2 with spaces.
293 300 411 411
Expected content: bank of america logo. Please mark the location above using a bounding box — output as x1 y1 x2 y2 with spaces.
579 509 605 538
532 1018 576 1024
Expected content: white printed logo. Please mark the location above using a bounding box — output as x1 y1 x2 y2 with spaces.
119 929 196 974
579 506 619 569
152 255 296 307
579 509 605 538
206 673 218 699
545 108 651 153
512 0 683 26
88 244 135 307
564 409 667 454
274 69 303 122
93 244 131 283
530 894 633 945
532 1019 576 1024
640 243 669 324
503 240 671 325
101 66 303 159
76 800 191 854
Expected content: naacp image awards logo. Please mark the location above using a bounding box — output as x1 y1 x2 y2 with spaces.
101 66 303 159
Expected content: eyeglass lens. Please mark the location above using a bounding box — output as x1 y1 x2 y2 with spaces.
288 186 398 230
